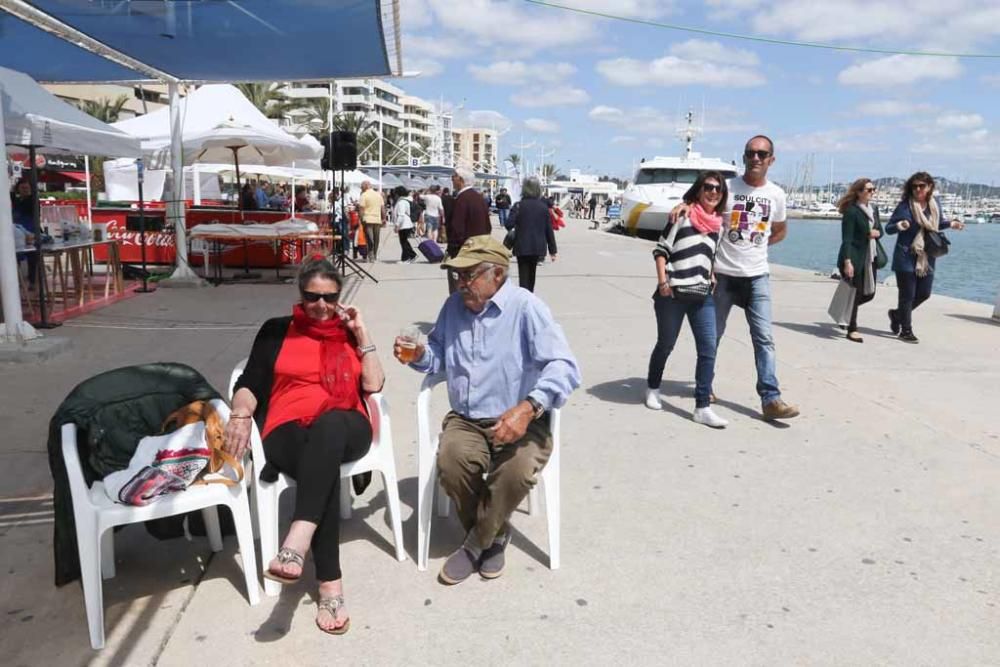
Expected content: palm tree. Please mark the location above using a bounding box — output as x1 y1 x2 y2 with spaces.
331 112 378 162
541 163 558 183
234 83 303 121
507 153 521 173
301 96 333 133
78 95 131 123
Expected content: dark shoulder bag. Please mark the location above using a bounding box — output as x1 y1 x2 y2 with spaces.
924 228 950 258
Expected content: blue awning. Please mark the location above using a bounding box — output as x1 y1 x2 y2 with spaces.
0 1 401 83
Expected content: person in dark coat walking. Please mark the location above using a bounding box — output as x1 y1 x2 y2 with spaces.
445 166 491 292
505 176 557 292
834 178 886 342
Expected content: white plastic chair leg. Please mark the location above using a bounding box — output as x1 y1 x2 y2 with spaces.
79 517 106 649
544 434 561 570
100 528 115 580
256 486 281 597
416 457 437 571
526 487 539 516
228 497 260 606
339 482 352 520
380 466 406 562
202 507 223 552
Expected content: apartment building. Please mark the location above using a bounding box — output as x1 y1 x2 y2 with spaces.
453 127 498 172
43 83 170 120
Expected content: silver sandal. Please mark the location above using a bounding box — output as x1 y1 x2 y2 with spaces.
316 594 350 635
263 547 304 584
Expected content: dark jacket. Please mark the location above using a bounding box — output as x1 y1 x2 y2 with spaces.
886 197 951 274
48 363 221 585
495 193 512 210
507 197 557 258
838 204 885 274
446 188 491 257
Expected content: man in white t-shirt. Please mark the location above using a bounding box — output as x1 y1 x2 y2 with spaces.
714 135 799 421
421 186 444 242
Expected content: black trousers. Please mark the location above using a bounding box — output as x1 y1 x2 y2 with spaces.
848 263 877 332
895 270 934 334
399 228 416 262
517 255 540 292
262 410 371 581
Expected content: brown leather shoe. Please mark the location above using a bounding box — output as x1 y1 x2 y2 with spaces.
762 399 800 421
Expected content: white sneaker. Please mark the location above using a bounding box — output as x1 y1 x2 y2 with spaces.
644 389 662 410
693 406 728 429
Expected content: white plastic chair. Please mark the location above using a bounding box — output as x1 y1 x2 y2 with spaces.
416 372 561 571
60 398 260 650
229 359 405 598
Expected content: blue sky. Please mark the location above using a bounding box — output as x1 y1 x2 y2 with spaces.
397 0 1000 186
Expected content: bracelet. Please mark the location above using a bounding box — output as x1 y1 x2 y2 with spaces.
230 414 252 420
658 281 668 287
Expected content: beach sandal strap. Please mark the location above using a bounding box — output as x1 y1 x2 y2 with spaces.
275 547 304 568
317 595 345 616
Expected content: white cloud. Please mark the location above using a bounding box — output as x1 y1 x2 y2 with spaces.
589 105 753 137
856 100 936 117
524 118 561 133
936 112 984 130
453 109 512 131
838 55 962 87
610 135 638 144
780 128 880 153
405 58 444 78
511 86 590 108
467 61 576 86
597 52 765 88
425 0 596 52
669 39 760 66
558 0 674 19
589 105 625 122
399 0 433 30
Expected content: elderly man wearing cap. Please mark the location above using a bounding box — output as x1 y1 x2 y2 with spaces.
445 165 492 293
394 235 580 584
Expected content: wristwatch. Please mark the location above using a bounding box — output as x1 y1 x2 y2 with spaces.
358 344 377 357
525 396 546 420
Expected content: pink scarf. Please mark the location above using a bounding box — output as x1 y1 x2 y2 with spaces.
688 202 722 234
291 304 361 413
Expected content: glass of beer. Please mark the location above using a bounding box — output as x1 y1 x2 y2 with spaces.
398 325 422 363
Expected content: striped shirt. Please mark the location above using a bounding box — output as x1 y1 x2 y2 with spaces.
652 215 719 287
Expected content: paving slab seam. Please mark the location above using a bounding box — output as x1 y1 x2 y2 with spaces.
148 551 217 666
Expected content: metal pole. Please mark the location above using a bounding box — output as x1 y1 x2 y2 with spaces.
29 146 58 329
0 93 39 341
136 158 154 293
163 82 200 282
84 155 92 226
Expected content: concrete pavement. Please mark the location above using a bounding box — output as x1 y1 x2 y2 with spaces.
1 217 997 665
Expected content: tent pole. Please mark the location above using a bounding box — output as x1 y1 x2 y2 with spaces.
0 92 39 341
162 81 201 284
29 146 58 329
136 158 154 293
84 155 92 225
291 161 296 218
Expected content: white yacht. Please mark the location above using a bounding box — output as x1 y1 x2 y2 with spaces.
621 111 738 236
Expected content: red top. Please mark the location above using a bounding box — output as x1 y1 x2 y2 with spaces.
262 322 365 439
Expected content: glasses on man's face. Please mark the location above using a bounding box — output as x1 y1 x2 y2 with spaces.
744 149 772 160
449 266 490 284
702 183 722 193
301 290 340 304
913 183 930 190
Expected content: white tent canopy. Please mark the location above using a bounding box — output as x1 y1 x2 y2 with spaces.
1 66 142 342
113 85 321 169
1 66 142 157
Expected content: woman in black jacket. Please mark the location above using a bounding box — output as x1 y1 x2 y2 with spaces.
224 256 385 634
505 176 557 292
886 172 965 343
834 178 886 342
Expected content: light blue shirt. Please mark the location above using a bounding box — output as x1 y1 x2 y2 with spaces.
411 281 581 418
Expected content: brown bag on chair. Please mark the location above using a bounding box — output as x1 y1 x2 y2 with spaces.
160 400 244 486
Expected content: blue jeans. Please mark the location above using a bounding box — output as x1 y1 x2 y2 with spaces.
714 274 781 405
647 292 717 408
498 208 509 227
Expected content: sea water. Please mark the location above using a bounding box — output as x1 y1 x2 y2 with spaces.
771 219 1000 305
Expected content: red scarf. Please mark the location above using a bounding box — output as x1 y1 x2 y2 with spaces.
291 304 360 412
688 202 722 234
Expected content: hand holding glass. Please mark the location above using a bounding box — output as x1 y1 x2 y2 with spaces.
396 325 422 363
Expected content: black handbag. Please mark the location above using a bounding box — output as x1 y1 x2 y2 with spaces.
502 227 516 250
924 229 950 258
875 240 888 269
671 282 713 303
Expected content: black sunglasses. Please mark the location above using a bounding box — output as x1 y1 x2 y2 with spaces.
702 183 723 193
301 290 340 304
864 186 876 192
744 149 772 160
913 183 930 190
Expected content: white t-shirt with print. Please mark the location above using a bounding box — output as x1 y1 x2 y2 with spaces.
714 177 787 277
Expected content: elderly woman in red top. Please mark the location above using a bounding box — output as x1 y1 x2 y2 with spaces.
223 256 384 635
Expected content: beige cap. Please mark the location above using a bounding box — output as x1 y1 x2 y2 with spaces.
441 234 511 269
